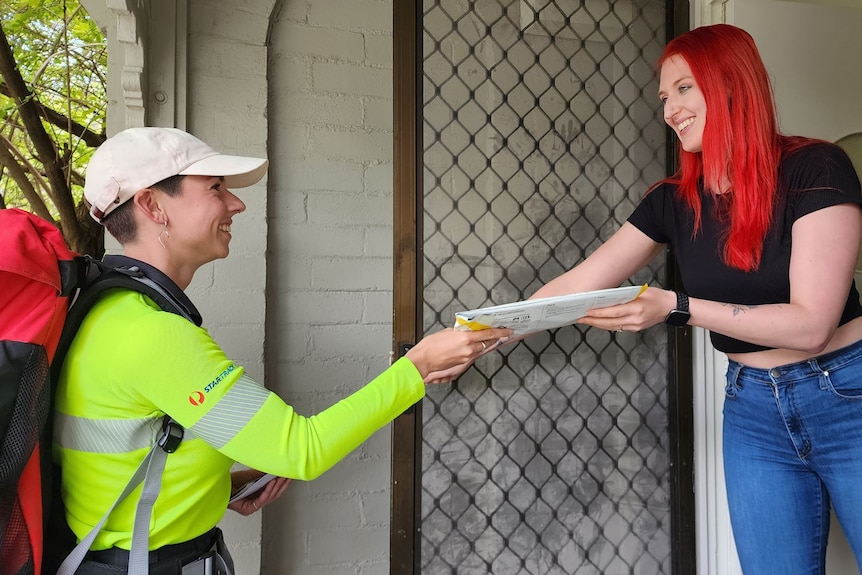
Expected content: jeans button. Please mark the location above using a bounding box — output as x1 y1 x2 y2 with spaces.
770 368 780 378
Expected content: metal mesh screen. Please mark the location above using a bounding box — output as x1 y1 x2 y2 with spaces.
420 1 670 573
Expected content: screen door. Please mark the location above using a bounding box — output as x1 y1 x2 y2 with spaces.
418 1 673 573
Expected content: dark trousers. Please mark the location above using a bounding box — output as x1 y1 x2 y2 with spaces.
74 527 234 575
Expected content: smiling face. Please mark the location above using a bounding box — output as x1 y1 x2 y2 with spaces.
160 175 246 269
659 54 706 154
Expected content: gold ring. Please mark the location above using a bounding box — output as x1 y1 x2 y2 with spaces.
481 341 487 352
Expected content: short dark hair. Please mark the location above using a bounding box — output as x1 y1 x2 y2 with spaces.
103 174 186 244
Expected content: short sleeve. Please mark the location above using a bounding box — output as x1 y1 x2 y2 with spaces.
785 143 862 221
627 183 675 244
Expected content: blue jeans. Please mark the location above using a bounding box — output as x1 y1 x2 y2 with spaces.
723 339 862 574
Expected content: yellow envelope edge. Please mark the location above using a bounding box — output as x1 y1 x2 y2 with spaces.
455 316 492 331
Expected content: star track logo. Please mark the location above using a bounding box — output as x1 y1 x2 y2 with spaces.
188 364 236 406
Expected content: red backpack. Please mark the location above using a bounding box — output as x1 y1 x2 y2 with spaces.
0 208 77 575
0 208 191 575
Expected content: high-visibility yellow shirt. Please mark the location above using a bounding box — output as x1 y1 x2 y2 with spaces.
54 289 424 550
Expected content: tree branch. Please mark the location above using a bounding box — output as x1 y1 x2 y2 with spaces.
0 134 53 222
0 21 79 245
0 81 105 148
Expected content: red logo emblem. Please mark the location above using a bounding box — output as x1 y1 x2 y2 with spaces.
189 391 205 406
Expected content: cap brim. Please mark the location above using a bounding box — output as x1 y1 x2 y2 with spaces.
179 154 269 188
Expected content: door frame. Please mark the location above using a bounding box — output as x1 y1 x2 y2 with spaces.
391 0 423 572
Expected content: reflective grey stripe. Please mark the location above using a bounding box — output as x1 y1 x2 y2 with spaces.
55 413 161 453
190 374 270 449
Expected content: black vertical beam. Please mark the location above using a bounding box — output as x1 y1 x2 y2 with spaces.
666 1 696 574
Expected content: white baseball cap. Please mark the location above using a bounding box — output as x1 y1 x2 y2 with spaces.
84 127 269 222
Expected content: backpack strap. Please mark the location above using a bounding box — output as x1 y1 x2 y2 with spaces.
51 258 193 387
56 417 181 575
58 256 89 298
53 259 193 575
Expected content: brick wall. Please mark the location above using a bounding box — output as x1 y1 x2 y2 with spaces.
265 0 395 573
184 1 273 573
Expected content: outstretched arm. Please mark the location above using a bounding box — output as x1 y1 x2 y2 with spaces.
580 204 862 353
210 326 512 480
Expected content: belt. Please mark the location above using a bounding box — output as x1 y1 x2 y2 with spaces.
86 527 220 567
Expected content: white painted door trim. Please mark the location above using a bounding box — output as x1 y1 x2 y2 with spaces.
689 3 743 573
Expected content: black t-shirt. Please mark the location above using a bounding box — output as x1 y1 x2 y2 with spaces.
628 142 862 353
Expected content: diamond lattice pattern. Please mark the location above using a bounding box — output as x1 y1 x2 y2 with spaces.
421 1 671 573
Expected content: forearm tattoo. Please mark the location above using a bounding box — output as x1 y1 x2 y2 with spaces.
721 302 760 316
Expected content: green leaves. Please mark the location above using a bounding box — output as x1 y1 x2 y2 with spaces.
0 0 106 255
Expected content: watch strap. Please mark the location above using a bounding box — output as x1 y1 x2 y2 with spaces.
675 291 689 314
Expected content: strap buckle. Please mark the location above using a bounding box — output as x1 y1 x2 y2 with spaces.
158 416 184 453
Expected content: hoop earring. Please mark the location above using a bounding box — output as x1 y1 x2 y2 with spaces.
158 216 170 249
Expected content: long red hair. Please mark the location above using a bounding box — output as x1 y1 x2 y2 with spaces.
656 24 810 271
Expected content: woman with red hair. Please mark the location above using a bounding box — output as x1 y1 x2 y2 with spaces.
561 23 862 573
433 23 862 573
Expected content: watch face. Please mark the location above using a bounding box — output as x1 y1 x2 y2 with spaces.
665 309 691 327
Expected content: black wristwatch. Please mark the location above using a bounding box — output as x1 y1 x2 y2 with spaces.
664 291 690 326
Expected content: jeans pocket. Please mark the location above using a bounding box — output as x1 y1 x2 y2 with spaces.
822 368 862 399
